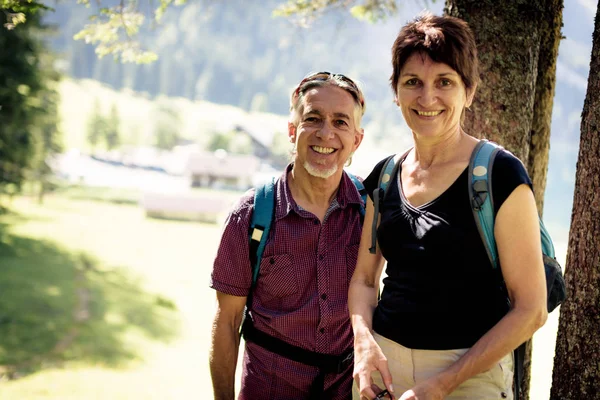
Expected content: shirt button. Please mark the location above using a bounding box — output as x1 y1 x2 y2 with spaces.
321 293 327 300
319 328 325 334
269 257 275 264
501 393 507 399
313 219 319 225
318 255 324 261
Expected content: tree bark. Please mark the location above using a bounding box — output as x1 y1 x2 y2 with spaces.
444 1 563 399
550 2 600 398
527 0 563 214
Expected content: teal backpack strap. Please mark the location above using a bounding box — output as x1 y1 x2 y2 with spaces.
241 178 276 336
539 218 556 259
468 139 502 269
369 154 396 254
249 177 276 285
468 139 524 400
369 150 410 254
347 172 367 220
469 140 558 263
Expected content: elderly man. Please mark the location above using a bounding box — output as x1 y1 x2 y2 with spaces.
209 72 367 400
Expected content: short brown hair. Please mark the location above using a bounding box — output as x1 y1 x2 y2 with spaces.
390 12 479 94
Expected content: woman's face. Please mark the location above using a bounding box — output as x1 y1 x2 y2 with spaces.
396 52 475 140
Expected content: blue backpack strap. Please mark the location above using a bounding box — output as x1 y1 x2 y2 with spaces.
468 140 522 399
539 218 556 259
241 178 276 337
469 139 559 269
369 150 410 254
468 140 502 269
249 177 276 285
369 154 396 254
347 172 367 219
381 148 412 200
369 149 413 254
379 155 398 194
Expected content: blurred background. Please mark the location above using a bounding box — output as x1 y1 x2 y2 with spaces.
0 0 594 398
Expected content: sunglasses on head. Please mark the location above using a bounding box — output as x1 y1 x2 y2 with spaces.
293 71 365 109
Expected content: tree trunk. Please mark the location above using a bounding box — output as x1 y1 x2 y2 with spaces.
527 0 563 214
444 1 563 399
549 2 600 398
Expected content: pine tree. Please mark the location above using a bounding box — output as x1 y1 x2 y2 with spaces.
0 10 61 196
104 103 121 151
86 99 107 153
153 103 181 150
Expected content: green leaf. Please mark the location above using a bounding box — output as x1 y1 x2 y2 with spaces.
350 5 368 20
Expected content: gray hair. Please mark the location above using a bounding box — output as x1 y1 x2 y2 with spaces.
289 73 366 129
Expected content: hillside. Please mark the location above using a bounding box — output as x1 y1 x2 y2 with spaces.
58 78 289 151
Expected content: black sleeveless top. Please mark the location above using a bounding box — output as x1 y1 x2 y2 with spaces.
363 149 532 350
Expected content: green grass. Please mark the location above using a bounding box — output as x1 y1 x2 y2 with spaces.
0 230 78 369
0 194 225 399
0 204 180 376
56 185 141 205
51 183 244 212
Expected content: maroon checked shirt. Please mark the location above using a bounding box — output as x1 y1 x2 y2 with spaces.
210 165 364 399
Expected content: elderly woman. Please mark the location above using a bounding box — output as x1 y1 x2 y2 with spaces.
349 13 548 400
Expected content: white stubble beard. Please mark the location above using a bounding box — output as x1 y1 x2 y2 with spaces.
303 160 339 179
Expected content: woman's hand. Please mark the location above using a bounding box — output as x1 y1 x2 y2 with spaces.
398 377 448 400
353 332 395 399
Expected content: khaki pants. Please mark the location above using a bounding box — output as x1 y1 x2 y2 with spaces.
352 332 513 400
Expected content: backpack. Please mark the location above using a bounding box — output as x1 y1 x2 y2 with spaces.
369 140 567 399
467 140 566 313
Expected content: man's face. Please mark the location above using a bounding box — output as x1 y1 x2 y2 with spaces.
289 85 364 180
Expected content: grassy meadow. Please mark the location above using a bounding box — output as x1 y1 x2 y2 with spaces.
0 193 233 399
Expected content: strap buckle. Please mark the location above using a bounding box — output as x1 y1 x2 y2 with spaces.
472 180 488 210
335 350 354 374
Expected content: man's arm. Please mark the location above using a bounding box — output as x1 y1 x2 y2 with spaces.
210 291 247 400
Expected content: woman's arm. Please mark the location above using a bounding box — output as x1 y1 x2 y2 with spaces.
401 184 548 400
349 198 393 399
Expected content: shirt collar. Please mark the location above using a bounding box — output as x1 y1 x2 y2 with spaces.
274 164 363 221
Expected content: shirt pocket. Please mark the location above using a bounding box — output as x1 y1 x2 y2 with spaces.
257 253 298 299
345 244 360 285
